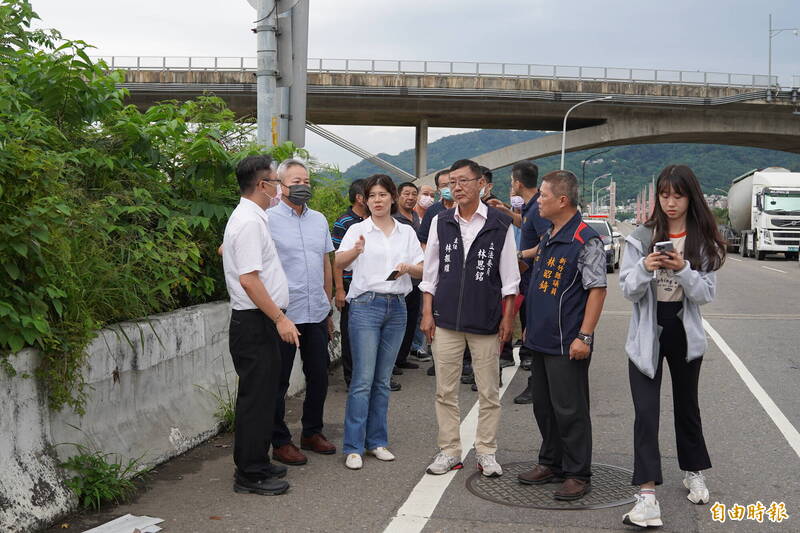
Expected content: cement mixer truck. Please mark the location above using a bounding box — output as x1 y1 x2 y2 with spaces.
727 167 800 260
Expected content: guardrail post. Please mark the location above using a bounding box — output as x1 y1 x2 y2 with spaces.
214 57 218 70
188 56 191 70
424 61 427 74
527 64 531 77
371 59 375 72
137 56 140 69
450 61 453 74
578 66 582 81
552 65 556 80
162 56 166 70
111 56 115 69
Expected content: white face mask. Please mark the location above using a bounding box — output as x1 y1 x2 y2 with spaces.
263 181 282 209
510 195 525 209
479 187 486 198
417 195 435 209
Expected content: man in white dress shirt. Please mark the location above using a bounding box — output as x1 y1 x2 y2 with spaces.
222 154 300 496
420 159 520 478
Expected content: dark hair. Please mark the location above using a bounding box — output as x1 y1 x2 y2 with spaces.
541 170 579 207
645 165 726 272
479 166 493 183
434 169 450 188
363 174 399 215
397 181 418 195
512 161 539 189
348 178 365 205
449 159 483 179
236 154 273 194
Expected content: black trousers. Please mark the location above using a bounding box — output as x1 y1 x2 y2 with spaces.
395 286 421 366
229 309 281 480
340 280 353 384
530 350 592 481
272 320 330 447
629 301 711 485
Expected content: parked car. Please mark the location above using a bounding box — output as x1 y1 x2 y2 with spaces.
583 217 622 273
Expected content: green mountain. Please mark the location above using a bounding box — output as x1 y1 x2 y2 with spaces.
342 129 800 203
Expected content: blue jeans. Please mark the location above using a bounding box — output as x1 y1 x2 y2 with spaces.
343 292 407 455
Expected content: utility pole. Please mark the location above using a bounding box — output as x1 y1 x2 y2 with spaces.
255 0 278 147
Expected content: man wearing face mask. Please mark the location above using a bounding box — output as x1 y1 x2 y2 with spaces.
417 169 454 247
267 158 337 465
415 184 436 220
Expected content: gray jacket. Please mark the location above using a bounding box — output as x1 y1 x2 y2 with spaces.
619 226 716 378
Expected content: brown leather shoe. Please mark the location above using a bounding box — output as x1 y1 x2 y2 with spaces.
553 478 591 501
272 442 308 465
300 433 336 455
517 464 564 485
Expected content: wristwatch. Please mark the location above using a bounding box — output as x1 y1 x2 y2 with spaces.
576 331 593 346
517 250 524 260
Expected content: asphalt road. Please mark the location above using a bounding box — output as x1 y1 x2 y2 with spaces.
49 251 800 533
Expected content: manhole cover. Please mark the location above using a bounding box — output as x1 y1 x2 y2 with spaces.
466 462 637 510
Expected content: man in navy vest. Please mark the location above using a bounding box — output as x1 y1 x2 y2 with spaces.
420 159 520 478
517 170 607 501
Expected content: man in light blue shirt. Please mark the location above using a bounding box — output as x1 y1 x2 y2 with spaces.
267 159 337 465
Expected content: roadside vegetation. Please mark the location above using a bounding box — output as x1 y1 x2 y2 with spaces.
0 0 348 413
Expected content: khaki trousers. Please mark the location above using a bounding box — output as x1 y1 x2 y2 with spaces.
432 326 501 457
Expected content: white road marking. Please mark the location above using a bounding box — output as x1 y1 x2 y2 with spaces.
383 350 521 533
761 266 787 274
729 257 743 262
703 319 800 459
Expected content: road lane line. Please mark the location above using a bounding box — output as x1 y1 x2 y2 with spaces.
383 351 521 533
703 319 800 459
729 257 743 262
761 265 787 273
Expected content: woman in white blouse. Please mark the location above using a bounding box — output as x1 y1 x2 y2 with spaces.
335 174 424 470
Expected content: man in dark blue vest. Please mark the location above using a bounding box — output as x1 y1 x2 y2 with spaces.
420 159 520 478
517 170 607 501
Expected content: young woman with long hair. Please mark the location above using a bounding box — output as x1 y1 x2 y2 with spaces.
619 165 726 528
335 174 424 470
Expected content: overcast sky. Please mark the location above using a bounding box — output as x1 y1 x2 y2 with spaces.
31 0 800 170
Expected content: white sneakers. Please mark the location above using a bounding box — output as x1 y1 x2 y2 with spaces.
476 453 503 477
622 472 710 528
426 451 463 475
623 494 663 528
367 447 396 461
345 453 362 470
683 471 710 504
347 448 395 469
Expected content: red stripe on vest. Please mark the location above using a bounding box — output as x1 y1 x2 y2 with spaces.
574 222 588 244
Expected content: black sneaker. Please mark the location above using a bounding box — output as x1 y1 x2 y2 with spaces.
513 384 533 404
233 476 289 496
396 361 420 369
461 373 475 385
392 366 403 375
235 465 286 481
390 379 402 391
499 358 515 369
520 358 532 371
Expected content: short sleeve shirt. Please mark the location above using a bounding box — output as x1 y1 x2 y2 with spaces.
222 198 289 310
267 201 335 324
332 207 364 282
339 217 425 301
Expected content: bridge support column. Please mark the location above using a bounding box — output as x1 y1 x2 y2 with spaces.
415 119 428 178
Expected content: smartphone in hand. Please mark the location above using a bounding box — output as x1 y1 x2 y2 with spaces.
386 270 400 281
654 240 674 256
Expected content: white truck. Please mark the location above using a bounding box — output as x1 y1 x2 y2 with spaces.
727 167 800 260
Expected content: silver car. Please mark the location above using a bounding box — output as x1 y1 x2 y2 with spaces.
583 218 622 273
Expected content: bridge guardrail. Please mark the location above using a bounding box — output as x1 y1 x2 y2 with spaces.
93 56 777 89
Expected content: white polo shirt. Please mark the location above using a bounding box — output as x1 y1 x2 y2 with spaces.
222 197 289 310
338 216 424 302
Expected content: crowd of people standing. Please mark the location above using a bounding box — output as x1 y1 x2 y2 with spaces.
221 153 725 528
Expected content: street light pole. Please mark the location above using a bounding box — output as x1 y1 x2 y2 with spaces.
768 13 800 102
581 148 611 208
591 172 612 214
560 96 613 170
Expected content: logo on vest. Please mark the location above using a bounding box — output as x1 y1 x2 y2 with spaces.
475 242 496 282
443 238 459 273
539 256 567 296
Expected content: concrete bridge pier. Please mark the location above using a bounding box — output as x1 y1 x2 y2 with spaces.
415 119 428 178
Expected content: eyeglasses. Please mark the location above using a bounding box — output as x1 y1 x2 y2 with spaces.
260 178 282 184
448 177 480 188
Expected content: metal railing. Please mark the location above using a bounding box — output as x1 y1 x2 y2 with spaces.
93 55 781 89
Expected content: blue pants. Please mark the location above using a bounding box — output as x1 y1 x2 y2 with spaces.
343 292 407 455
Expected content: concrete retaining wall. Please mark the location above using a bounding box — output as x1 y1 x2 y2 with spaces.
0 302 341 532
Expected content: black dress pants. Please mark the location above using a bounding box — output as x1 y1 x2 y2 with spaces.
628 301 711 485
229 309 281 481
395 286 421 366
272 320 330 447
530 350 592 481
340 280 353 384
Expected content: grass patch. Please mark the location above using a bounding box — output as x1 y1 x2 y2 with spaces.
60 444 149 510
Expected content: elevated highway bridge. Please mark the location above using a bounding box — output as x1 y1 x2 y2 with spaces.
103 56 800 179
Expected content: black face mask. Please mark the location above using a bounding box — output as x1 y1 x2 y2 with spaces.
287 184 312 205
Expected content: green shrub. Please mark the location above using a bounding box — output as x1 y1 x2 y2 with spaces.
60 445 148 511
